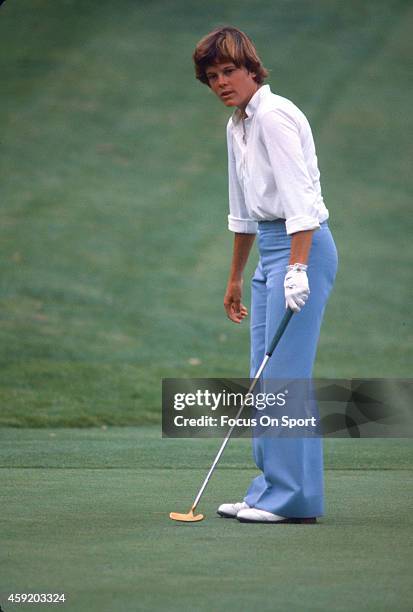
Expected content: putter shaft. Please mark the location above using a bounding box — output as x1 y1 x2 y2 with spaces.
191 308 293 513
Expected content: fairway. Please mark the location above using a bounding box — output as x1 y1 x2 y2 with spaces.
0 0 412 426
1 428 412 611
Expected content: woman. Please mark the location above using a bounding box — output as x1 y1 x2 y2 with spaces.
193 27 338 523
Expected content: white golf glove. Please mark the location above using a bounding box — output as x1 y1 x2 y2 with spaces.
284 263 310 312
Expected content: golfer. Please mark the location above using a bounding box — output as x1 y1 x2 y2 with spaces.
193 27 338 523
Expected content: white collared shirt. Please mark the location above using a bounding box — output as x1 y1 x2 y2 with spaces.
227 84 329 235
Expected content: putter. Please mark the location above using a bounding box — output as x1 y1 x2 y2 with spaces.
169 307 294 523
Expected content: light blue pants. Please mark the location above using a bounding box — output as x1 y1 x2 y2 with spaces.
244 220 338 517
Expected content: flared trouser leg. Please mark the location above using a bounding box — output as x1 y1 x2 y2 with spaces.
244 221 338 518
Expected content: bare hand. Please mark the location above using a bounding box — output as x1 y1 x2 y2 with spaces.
224 280 248 324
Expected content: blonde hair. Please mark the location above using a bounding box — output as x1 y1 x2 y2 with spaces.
193 26 269 86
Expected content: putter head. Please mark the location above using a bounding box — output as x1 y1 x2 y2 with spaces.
169 508 204 522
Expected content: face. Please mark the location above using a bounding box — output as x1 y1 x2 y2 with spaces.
206 61 259 111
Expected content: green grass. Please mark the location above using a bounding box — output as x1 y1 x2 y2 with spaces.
0 0 412 426
0 428 412 611
0 6 411 606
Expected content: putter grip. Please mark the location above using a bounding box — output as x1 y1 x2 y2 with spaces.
266 308 293 357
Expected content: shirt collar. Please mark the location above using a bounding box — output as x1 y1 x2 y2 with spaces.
232 84 271 124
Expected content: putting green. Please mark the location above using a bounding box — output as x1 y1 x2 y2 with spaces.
0 428 412 611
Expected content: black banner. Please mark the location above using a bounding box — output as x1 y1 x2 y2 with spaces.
162 378 413 438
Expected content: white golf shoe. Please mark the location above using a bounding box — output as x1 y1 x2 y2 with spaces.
237 508 317 524
217 501 250 518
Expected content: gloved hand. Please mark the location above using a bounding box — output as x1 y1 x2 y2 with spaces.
284 263 310 312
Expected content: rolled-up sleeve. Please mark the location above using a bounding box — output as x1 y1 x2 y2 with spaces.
227 121 258 234
260 109 321 235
